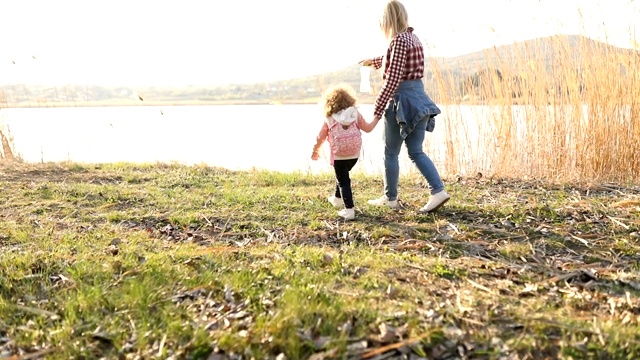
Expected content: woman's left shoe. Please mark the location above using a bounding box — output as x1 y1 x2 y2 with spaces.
419 190 450 213
338 208 355 220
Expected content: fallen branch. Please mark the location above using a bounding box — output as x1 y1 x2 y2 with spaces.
607 216 630 230
193 247 240 254
5 347 59 360
543 271 581 284
329 289 360 297
404 263 427 271
569 234 592 247
391 240 439 252
158 333 167 357
466 279 497 295
14 305 59 320
361 333 431 359
217 217 233 241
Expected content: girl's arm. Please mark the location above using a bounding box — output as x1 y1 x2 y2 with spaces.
356 111 380 133
311 123 329 160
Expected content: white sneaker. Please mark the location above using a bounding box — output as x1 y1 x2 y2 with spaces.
367 195 398 209
419 190 450 213
338 208 355 220
327 195 344 209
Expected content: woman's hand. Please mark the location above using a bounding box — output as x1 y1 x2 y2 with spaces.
372 115 382 129
311 150 319 160
358 59 373 67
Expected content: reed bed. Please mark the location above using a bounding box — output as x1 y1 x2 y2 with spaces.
431 35 639 183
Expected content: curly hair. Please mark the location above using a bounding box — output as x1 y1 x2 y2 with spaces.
321 83 357 117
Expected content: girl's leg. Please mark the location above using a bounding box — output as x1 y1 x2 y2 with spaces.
383 111 403 200
333 159 358 208
328 165 345 209
404 118 444 194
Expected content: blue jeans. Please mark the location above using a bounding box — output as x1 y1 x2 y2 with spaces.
383 114 444 200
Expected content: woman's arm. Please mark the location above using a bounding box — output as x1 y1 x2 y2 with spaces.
373 38 408 118
371 56 383 70
359 56 383 69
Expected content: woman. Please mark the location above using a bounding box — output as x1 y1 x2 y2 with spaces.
361 0 450 213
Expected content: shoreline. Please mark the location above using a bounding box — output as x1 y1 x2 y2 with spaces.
1 99 329 108
1 97 566 108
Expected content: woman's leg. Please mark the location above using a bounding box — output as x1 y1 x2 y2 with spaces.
383 111 403 200
404 118 444 194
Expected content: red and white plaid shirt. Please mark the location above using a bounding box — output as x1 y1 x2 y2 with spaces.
371 27 425 117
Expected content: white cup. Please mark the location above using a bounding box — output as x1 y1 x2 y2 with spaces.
359 66 371 93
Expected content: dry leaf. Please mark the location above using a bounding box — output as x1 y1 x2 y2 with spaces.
378 323 396 343
386 285 399 299
346 340 369 353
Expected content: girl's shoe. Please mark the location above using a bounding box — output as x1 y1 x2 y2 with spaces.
338 208 355 220
419 190 450 213
328 195 344 208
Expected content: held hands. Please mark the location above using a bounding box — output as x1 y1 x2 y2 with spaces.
372 114 382 129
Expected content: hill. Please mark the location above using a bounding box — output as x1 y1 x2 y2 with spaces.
1 35 637 107
431 34 638 100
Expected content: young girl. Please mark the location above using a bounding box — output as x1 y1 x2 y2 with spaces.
311 84 380 220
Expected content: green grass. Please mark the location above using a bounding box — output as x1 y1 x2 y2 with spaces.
0 162 639 359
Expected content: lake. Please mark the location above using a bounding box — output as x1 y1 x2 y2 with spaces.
1 104 499 175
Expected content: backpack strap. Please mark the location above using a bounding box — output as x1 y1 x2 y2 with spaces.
327 117 341 132
326 116 335 127
327 116 359 131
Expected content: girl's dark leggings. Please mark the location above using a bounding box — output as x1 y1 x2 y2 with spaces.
333 158 358 208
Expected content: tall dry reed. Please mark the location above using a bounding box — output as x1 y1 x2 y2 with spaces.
430 35 639 183
0 92 18 161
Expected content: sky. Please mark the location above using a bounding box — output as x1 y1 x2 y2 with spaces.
1 0 638 87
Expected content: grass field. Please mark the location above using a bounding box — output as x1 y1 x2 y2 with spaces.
0 162 639 359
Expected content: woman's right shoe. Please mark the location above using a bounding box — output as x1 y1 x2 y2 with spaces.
419 190 450 213
367 195 398 209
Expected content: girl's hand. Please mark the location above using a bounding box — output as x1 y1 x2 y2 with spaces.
311 151 319 160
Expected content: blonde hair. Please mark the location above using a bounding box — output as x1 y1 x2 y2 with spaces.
321 83 357 117
380 0 409 41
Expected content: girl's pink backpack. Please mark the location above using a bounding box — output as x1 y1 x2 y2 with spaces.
328 119 362 158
